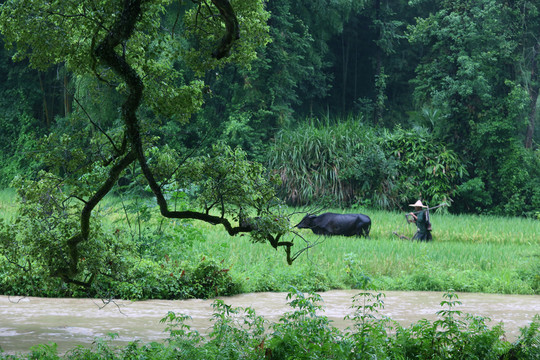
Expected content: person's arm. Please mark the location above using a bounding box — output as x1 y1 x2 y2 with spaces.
408 212 417 223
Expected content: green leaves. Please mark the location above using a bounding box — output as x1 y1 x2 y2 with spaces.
7 172 109 282
0 0 280 283
180 143 276 214
406 0 540 215
382 126 467 206
176 142 290 244
269 288 348 359
183 0 271 75
0 0 270 123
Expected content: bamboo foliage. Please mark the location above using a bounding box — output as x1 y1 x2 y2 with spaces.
269 118 368 206
268 118 467 209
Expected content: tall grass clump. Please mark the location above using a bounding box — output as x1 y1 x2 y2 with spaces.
269 117 402 207
268 117 466 209
268 116 395 207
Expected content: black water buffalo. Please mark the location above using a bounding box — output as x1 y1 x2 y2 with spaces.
295 212 371 237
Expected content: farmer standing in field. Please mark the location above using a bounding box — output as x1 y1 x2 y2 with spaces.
408 200 432 242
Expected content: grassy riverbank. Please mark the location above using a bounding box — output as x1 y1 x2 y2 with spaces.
1 193 540 357
0 189 539 298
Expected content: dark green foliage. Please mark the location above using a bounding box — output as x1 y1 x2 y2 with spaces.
190 0 360 162
0 40 75 188
0 47 44 187
408 0 539 216
381 126 467 208
0 0 538 219
0 252 242 300
82 254 241 300
188 258 242 299
501 314 540 360
454 177 493 214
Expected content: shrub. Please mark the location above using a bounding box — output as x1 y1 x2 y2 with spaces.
268 119 466 209
267 287 351 359
187 257 242 299
380 126 467 208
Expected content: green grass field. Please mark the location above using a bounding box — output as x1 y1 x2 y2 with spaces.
1 189 538 296
188 208 539 295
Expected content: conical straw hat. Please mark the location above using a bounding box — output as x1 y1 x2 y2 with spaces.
409 200 427 208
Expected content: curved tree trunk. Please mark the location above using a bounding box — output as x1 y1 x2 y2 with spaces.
61 0 296 283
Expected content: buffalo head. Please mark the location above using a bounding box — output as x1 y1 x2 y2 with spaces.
295 214 316 229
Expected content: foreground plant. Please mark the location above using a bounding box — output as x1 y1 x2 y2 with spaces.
267 287 350 359
1 290 538 359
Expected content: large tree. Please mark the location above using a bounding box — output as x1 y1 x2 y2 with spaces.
0 0 303 286
408 0 539 214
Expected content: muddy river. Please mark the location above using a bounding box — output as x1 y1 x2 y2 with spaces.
1 291 539 354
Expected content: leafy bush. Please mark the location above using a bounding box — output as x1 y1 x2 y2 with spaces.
395 291 506 359
345 289 395 359
339 136 399 209
0 177 242 300
380 126 467 208
81 255 242 300
0 173 135 295
187 257 242 299
206 300 267 359
267 287 350 359
454 177 493 213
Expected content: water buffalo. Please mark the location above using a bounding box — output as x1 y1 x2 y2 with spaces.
295 212 371 237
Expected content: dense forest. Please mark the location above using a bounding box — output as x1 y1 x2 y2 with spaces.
1 0 539 219
0 0 538 216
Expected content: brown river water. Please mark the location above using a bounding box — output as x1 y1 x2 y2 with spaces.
1 291 539 354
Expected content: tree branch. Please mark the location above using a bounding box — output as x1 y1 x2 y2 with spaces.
71 95 121 154
78 0 296 282
61 149 136 280
210 0 240 59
